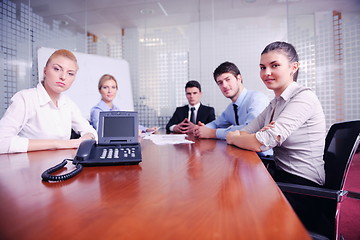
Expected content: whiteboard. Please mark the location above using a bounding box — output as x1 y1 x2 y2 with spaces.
37 47 134 119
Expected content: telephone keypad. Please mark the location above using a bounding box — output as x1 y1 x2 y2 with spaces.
114 149 119 158
100 149 107 159
99 147 138 160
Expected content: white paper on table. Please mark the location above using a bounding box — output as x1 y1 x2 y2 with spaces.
143 134 194 145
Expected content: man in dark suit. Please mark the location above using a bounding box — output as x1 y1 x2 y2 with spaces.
166 80 215 134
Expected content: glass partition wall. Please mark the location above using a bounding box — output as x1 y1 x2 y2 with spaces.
1 0 359 129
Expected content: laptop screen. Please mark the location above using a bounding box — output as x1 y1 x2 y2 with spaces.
98 111 139 145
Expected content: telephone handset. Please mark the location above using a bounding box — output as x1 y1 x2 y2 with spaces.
74 139 96 161
41 140 96 182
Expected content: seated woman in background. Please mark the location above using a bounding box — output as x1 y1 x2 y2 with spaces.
226 41 328 235
0 49 97 154
90 74 157 133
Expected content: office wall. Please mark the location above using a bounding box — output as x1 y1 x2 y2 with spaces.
1 0 359 129
122 11 360 129
0 0 87 116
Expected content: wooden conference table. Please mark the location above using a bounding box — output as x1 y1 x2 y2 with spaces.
0 135 310 240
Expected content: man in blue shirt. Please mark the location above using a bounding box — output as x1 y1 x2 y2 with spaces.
194 61 269 140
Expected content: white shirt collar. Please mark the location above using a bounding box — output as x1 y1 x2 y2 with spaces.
280 82 298 101
37 82 52 106
37 82 66 107
189 102 201 110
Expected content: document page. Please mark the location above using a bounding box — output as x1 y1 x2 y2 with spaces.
143 134 194 145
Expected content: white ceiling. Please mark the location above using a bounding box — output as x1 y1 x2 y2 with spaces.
17 0 360 37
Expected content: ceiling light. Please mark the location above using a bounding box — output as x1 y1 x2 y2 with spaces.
157 2 168 16
60 20 69 26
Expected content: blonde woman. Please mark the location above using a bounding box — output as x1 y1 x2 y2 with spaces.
90 74 157 133
0 49 97 154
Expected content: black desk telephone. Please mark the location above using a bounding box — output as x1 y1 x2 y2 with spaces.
41 111 142 182
73 139 142 166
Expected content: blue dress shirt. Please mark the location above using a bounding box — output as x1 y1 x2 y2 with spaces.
90 100 119 130
206 88 269 140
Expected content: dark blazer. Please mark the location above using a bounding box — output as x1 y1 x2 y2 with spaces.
166 104 215 133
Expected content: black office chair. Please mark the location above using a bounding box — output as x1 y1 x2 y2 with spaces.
258 153 274 166
277 120 360 240
71 129 81 139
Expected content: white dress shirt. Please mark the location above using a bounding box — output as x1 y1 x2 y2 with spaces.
242 82 326 185
169 102 200 132
0 83 97 154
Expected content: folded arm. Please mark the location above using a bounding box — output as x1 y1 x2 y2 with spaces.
226 130 263 152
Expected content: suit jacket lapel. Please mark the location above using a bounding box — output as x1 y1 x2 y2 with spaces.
183 105 190 119
196 104 203 122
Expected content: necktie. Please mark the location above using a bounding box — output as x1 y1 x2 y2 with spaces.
233 104 239 125
190 107 196 124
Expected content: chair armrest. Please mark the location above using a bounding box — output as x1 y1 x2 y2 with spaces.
348 191 360 200
277 182 347 202
259 155 274 162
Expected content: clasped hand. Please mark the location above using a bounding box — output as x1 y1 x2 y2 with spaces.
173 118 196 134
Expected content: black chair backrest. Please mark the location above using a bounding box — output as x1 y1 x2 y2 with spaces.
324 120 360 190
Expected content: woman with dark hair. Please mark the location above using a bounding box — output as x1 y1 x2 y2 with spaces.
226 41 328 235
227 41 326 185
